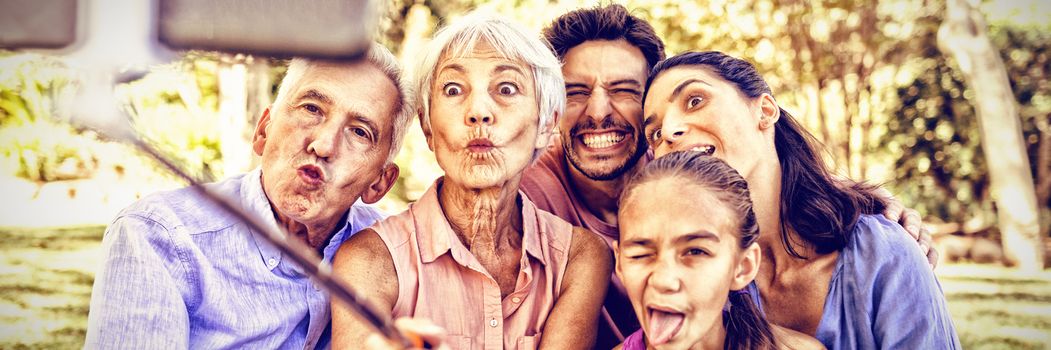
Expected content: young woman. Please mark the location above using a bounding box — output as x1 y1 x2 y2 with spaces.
616 151 821 350
640 51 960 348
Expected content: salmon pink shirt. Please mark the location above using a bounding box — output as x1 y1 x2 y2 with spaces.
370 178 574 350
520 143 649 349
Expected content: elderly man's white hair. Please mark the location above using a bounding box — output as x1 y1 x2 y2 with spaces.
411 12 566 160
273 43 416 164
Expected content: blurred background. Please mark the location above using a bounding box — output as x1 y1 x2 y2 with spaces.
1 0 1049 348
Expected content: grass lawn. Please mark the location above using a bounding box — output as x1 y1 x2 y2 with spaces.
1 226 1050 349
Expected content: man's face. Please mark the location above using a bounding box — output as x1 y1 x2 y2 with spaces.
253 61 399 226
560 39 649 181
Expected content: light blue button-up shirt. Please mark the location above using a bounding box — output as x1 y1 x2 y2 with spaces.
85 169 385 349
746 215 960 349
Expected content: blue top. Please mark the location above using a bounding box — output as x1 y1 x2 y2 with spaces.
746 215 960 349
84 169 385 349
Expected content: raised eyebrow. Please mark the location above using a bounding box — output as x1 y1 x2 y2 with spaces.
668 79 712 102
643 115 658 130
493 64 526 75
294 89 333 106
436 63 466 76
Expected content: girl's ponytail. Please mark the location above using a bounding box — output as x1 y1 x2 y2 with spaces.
724 290 777 350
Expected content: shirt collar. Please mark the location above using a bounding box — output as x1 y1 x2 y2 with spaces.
242 168 284 271
244 168 381 271
414 178 548 266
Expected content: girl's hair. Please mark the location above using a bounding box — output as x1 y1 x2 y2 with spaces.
620 151 775 349
643 51 886 258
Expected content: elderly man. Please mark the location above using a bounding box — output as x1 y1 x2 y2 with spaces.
84 44 415 349
521 4 939 348
332 14 611 350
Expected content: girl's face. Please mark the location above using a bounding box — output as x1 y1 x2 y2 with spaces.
642 66 778 181
616 177 760 349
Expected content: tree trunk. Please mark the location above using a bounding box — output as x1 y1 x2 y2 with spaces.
1036 115 1051 205
1036 115 1051 238
217 56 251 179
244 56 271 171
937 0 1044 271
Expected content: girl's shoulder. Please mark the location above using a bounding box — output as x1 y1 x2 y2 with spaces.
772 325 826 350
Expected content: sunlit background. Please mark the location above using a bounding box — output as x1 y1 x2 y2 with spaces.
1 0 1050 348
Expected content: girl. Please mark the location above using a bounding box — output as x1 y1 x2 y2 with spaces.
616 151 821 350
640 51 959 348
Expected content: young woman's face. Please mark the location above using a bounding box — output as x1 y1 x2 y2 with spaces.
642 66 772 180
616 176 758 349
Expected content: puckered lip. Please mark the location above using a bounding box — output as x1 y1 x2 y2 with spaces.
466 138 496 153
296 164 326 185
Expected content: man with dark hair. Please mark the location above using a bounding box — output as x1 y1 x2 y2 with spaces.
522 3 936 348
521 4 664 347
544 4 665 70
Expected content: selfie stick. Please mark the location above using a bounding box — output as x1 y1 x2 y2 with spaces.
28 0 418 347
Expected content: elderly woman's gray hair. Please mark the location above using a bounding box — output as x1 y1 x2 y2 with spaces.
411 13 566 159
274 43 417 164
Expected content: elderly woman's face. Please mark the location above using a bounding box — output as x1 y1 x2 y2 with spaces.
427 41 543 189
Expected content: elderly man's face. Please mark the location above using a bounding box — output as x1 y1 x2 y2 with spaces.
253 61 399 225
560 39 649 181
425 41 549 189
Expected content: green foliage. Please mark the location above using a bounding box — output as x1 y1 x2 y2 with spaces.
884 57 989 222
0 50 242 183
115 53 225 181
0 52 96 182
880 25 1051 227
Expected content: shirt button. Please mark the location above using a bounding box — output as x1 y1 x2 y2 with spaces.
511 297 521 303
489 318 498 328
267 258 277 267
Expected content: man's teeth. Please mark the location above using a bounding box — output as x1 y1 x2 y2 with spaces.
691 145 716 155
582 133 625 148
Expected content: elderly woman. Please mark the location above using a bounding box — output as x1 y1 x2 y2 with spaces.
331 14 612 350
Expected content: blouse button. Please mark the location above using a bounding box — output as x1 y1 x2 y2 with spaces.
511 297 521 303
489 318 498 328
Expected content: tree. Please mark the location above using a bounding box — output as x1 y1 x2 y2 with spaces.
938 0 1043 270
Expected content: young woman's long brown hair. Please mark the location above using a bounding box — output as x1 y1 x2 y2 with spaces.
644 51 886 258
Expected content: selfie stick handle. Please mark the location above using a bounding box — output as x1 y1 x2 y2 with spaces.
126 136 414 348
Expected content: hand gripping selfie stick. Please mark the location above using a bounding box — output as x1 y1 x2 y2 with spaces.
2 0 420 347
